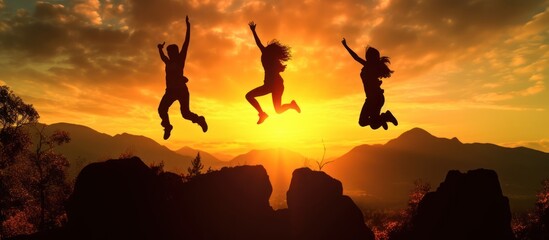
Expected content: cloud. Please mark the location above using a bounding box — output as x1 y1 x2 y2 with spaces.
2 0 545 96
1 0 548 155
73 0 102 25
503 139 549 153
369 0 547 74
0 1 161 96
511 6 549 41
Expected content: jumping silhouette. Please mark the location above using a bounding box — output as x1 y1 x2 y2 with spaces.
157 15 207 140
246 21 300 124
341 38 397 130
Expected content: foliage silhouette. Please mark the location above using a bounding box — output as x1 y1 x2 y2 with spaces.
0 86 71 238
29 124 71 231
513 178 549 240
385 179 431 240
186 152 204 180
0 86 39 237
118 147 136 159
149 161 165 175
157 15 207 139
0 85 39 168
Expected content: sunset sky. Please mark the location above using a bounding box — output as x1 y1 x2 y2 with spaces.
1 0 548 158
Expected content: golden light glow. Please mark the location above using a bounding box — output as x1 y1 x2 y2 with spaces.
0 0 548 157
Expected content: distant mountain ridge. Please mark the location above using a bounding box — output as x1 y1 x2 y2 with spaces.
325 127 549 211
175 146 226 169
29 123 223 177
29 123 549 211
386 127 462 147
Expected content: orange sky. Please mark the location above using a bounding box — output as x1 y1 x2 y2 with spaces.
1 0 548 158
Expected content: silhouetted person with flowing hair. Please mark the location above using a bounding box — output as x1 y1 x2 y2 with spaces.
246 21 301 124
341 38 397 130
157 15 207 140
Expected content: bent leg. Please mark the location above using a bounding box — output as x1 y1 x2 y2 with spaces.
272 83 297 114
246 85 272 114
158 93 176 128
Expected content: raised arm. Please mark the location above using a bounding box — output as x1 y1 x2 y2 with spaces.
342 38 366 65
249 21 265 51
180 15 190 62
158 42 168 63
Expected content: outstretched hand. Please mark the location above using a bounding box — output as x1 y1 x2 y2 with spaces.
186 15 190 25
341 38 347 46
157 42 165 49
248 21 256 31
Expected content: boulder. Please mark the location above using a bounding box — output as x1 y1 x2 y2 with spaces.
12 158 373 240
180 165 277 240
286 168 375 240
404 169 515 240
65 157 158 240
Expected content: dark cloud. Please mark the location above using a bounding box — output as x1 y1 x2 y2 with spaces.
369 0 548 72
1 0 547 104
126 0 188 28
34 1 68 21
0 0 385 95
0 1 160 89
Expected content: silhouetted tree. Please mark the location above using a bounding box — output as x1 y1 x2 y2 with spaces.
407 179 431 215
186 152 204 179
150 161 165 175
514 178 549 240
535 179 549 228
0 86 39 166
364 209 403 240
29 125 71 231
118 147 136 159
0 86 73 237
0 85 39 237
386 179 431 240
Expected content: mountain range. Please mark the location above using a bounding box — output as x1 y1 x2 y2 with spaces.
28 123 225 177
31 123 549 211
325 128 549 211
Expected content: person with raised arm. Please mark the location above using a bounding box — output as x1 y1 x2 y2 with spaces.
341 38 397 130
157 15 207 139
245 21 300 124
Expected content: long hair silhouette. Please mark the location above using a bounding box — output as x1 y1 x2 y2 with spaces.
342 38 397 130
266 40 291 61
245 22 300 124
365 46 393 79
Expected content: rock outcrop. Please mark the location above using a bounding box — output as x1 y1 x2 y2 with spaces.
400 169 515 240
179 165 277 240
287 168 375 240
66 158 158 240
13 157 372 240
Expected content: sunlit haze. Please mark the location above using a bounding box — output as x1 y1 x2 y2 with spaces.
1 0 548 158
